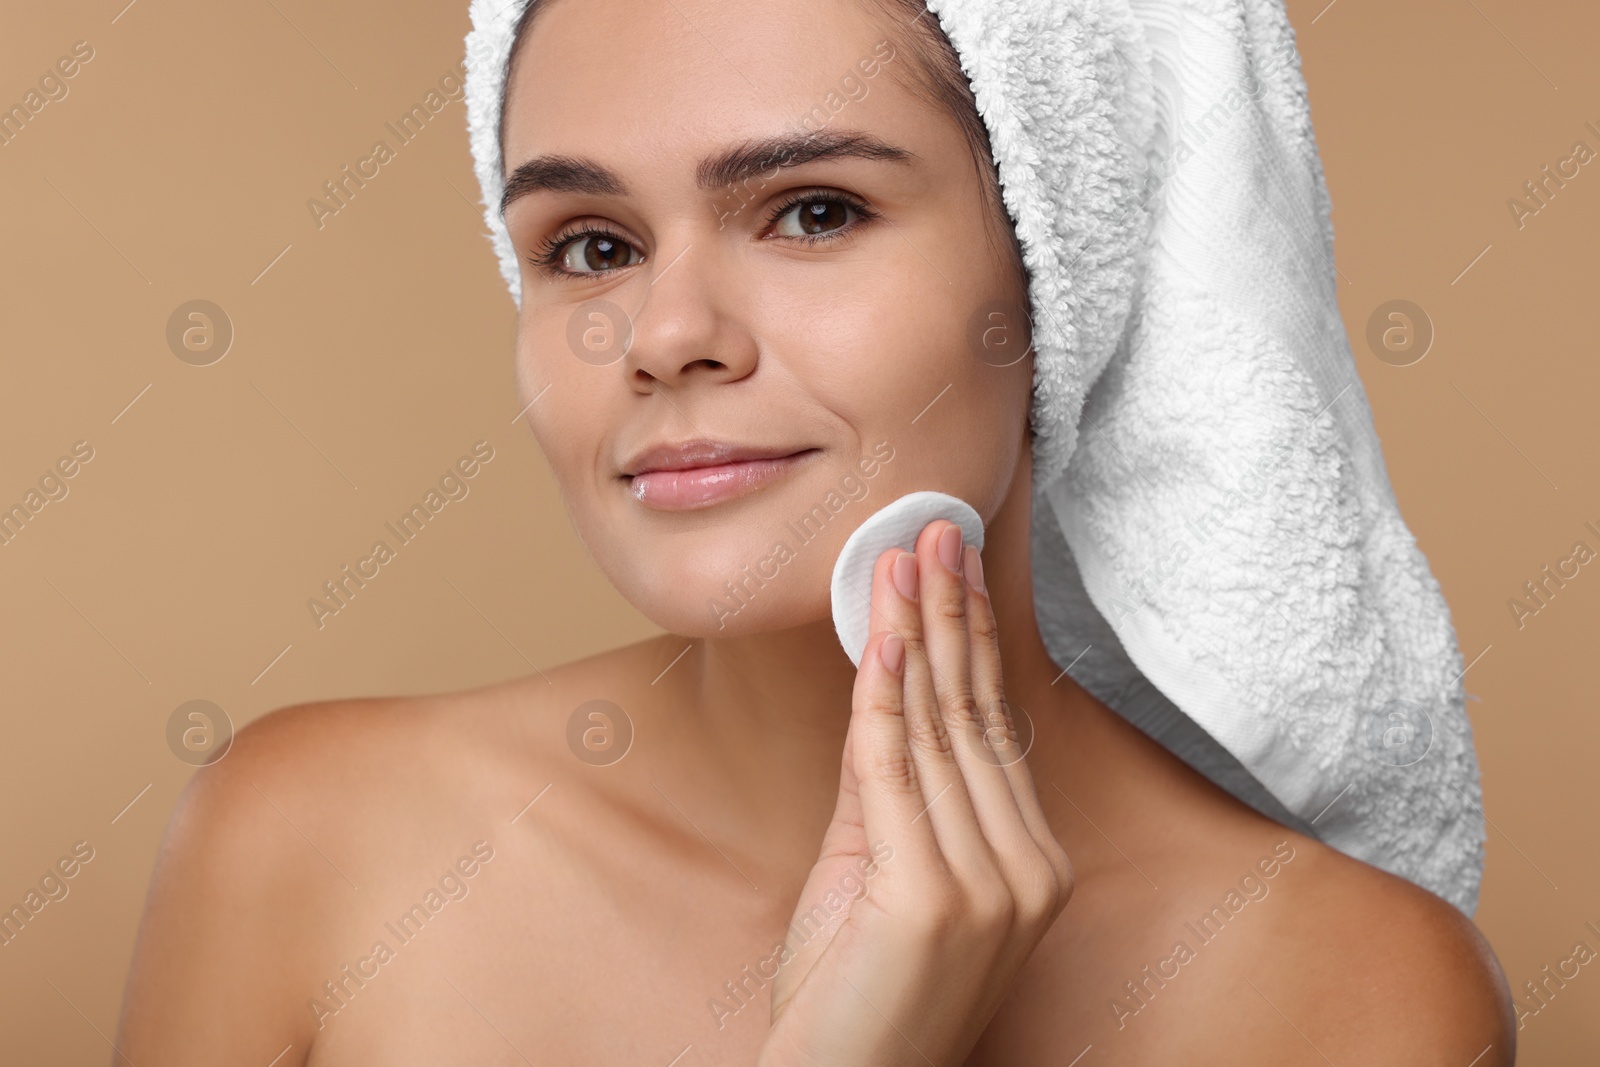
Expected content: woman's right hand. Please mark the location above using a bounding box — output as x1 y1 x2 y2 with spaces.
758 519 1074 1067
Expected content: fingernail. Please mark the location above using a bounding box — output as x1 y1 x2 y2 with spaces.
879 633 905 674
937 524 962 572
963 544 986 593
892 552 918 600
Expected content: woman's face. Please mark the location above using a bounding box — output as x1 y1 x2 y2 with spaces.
501 0 1033 637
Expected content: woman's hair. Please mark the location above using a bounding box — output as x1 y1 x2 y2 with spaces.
495 0 1027 283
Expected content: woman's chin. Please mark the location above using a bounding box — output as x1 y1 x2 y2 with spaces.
632 587 833 642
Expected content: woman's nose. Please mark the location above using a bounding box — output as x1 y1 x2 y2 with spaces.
619 243 758 393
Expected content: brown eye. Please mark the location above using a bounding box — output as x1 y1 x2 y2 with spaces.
560 233 640 273
772 196 858 238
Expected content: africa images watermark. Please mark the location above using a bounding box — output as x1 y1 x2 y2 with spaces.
0 840 96 949
1505 515 1600 630
1107 839 1297 1030
0 39 96 149
1143 33 1298 195
1506 118 1600 231
306 440 496 629
306 840 496 1030
305 61 467 230
706 439 898 630
709 38 898 230
706 839 895 1031
0 440 95 549
1513 919 1600 1030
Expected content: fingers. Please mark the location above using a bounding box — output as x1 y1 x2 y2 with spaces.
848 606 951 882
929 535 1043 838
850 520 1072 925
874 536 993 869
903 523 1046 883
955 541 1076 910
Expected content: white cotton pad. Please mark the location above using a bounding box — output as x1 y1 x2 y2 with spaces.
830 490 986 667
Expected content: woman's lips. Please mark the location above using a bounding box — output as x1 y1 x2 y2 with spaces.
626 450 817 510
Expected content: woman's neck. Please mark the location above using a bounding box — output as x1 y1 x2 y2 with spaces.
657 463 1090 854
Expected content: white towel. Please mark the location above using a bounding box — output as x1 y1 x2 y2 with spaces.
464 0 1485 915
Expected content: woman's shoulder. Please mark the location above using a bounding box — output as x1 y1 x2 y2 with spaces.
1132 825 1517 1064
180 634 674 835
117 639 668 1059
1064 694 1514 1060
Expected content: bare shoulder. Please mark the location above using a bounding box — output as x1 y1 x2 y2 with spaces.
1058 697 1513 1062
148 636 655 865
1183 832 1516 1065
114 695 402 1060
115 693 467 1060
115 637 665 1062
150 629 671 866
175 629 671 823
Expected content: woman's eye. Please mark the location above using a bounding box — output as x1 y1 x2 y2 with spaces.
537 195 868 277
771 197 859 238
556 233 640 274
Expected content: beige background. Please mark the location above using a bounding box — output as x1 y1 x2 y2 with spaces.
1 0 1596 1061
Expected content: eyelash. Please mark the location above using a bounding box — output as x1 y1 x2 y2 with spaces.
526 189 880 279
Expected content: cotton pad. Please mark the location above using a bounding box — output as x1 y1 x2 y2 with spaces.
830 490 985 667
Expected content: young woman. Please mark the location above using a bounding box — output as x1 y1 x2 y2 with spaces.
115 0 1515 1062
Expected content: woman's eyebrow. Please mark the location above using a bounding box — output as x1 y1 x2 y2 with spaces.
500 129 916 216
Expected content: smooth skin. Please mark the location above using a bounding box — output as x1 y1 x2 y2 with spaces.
113 0 1515 1062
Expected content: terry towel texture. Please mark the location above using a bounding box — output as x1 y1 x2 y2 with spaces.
464 0 1486 914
